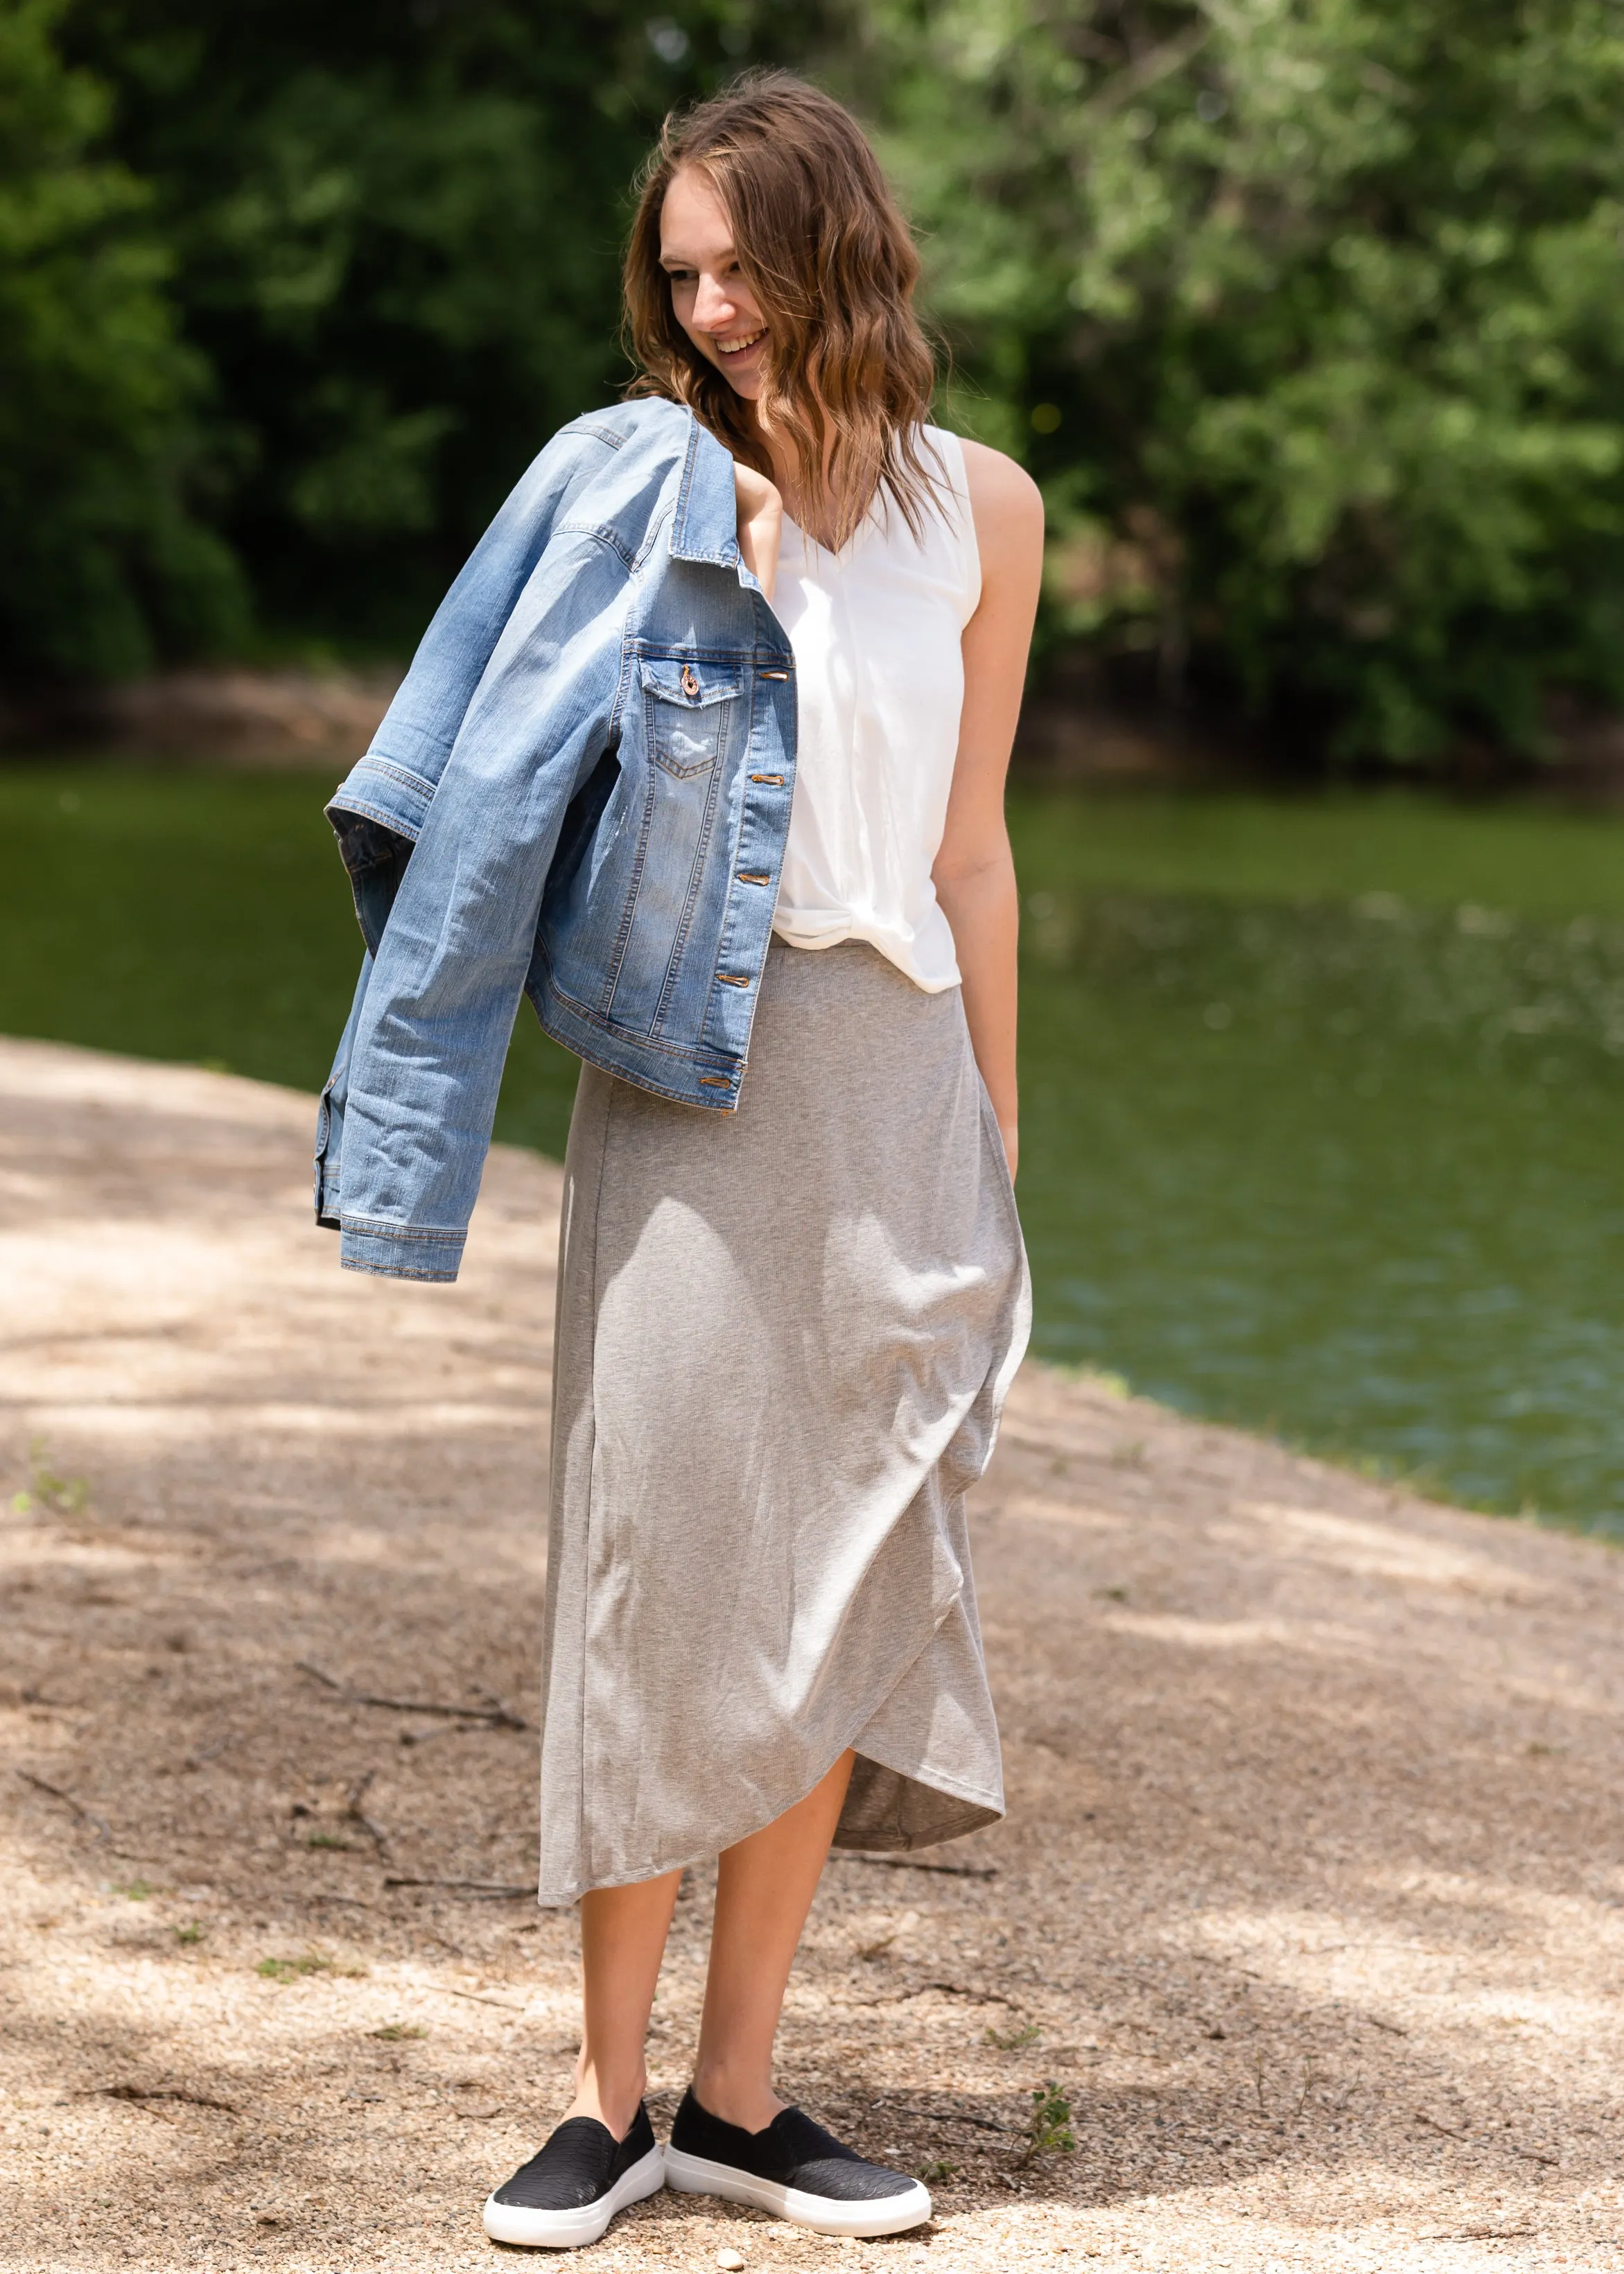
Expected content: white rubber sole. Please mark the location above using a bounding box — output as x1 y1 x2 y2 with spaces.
482 2142 665 2249
663 2146 932 2239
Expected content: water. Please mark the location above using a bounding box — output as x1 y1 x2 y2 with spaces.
1 767 1621 1533
1008 824 1624 1535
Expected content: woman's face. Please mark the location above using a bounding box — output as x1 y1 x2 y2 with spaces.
660 166 768 400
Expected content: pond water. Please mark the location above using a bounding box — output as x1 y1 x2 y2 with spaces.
999 792 1624 1536
2 769 1621 1534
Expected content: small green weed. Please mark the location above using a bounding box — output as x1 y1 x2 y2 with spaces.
173 1921 204 1945
984 2021 1041 2049
916 2158 957 2183
256 1951 368 1982
11 1437 89 1517
1020 2081 1076 2165
305 1832 354 1850
1053 1364 1131 1400
370 2022 428 2042
114 1880 152 1902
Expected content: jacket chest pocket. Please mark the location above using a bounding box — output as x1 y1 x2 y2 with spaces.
641 658 742 779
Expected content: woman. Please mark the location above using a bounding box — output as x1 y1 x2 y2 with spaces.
317 69 1040 2250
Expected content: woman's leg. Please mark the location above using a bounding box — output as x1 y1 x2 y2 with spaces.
691 1750 855 2133
566 1868 682 2137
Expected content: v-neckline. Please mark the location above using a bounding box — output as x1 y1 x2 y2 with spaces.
779 507 873 566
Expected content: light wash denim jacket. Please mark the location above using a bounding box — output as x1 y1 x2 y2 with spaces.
314 397 796 1282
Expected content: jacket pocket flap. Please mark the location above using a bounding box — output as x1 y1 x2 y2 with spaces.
639 658 742 708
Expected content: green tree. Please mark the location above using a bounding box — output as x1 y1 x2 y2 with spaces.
0 0 240 678
843 0 1624 761
62 0 812 654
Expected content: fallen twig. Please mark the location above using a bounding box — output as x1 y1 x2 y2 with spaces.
1509 2142 1559 2167
385 1876 533 1900
345 1769 390 1855
15 1768 111 1841
96 2083 238 2115
1415 2111 1467 2140
1424 2231 1533 2243
918 1979 1019 2008
832 1854 997 1881
891 2105 1024 2137
437 1985 528 2013
1424 2237 1533 2246
296 1662 530 1730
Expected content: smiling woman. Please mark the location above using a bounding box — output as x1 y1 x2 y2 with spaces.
297 67 1043 2252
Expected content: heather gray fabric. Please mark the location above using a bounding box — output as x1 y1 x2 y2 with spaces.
537 937 1030 1907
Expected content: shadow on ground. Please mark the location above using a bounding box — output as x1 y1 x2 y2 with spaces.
2 1036 1623 2271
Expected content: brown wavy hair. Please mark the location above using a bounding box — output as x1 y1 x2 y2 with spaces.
623 70 940 550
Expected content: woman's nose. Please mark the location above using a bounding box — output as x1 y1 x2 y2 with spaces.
692 272 740 332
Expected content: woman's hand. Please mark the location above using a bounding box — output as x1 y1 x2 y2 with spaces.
733 461 783 603
997 1121 1019 1183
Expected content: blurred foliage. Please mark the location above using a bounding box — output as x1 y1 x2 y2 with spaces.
842 0 1624 761
8 0 1624 763
50 0 805 657
0 0 243 677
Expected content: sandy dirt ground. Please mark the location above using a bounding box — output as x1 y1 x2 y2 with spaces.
3 1033 1623 2274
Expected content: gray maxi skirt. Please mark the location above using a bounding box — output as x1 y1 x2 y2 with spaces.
536 937 1031 1907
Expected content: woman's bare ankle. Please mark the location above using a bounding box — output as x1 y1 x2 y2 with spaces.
566 2063 647 2140
689 2061 786 2137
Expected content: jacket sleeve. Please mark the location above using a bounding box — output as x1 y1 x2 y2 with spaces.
330 528 630 1280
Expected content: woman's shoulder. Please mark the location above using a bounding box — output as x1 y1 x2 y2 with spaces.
918 427 1040 531
951 435 1042 526
912 433 1042 611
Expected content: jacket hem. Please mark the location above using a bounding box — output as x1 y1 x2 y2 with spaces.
532 984 745 1111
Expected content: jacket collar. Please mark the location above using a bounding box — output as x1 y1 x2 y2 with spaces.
669 409 742 570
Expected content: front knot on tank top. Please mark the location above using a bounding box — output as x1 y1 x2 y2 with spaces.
769 425 981 993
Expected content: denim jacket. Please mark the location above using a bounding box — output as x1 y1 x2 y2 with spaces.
314 397 796 1282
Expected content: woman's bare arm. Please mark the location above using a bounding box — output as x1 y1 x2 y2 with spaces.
734 462 783 600
933 438 1044 1180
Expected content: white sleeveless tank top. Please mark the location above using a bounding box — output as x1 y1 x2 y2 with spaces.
769 424 981 993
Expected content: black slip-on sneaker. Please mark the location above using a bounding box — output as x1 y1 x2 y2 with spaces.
664 2087 932 2239
482 2101 663 2249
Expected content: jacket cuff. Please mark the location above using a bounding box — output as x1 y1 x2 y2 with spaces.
338 1217 465 1283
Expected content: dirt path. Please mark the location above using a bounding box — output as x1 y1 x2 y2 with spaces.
3 1034 1622 2273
